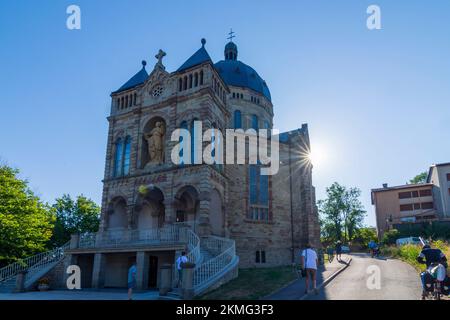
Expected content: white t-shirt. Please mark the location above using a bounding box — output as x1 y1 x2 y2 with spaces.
301 248 318 270
176 255 188 270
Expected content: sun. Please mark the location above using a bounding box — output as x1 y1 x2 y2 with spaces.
307 144 326 167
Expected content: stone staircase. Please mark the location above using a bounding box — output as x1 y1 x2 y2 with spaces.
0 242 70 293
0 227 239 298
0 278 16 293
168 235 239 299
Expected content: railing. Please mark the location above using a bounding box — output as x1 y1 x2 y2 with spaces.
0 242 70 283
193 236 237 294
171 228 201 286
78 225 184 249
184 229 201 265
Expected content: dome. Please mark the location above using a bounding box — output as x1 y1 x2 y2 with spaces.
216 41 271 101
225 41 237 53
215 59 271 101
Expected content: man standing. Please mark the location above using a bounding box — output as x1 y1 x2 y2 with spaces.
127 262 137 300
301 243 319 295
335 240 342 262
176 251 188 288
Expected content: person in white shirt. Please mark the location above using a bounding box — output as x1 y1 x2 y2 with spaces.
176 251 188 287
301 243 319 295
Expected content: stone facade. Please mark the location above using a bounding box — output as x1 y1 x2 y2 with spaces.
68 38 320 290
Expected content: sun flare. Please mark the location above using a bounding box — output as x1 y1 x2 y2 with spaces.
307 144 326 167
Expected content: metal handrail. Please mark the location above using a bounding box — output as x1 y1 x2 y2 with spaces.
0 241 70 283
193 236 236 292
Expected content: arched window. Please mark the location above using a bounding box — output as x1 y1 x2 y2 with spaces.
121 97 124 109
249 164 269 221
178 78 183 91
234 110 242 129
190 119 199 164
183 76 188 90
125 96 128 109
252 115 258 131
249 165 258 205
260 173 269 206
199 71 204 85
129 94 132 107
123 136 131 175
117 98 120 109
194 73 198 87
179 121 188 165
134 93 137 105
114 138 124 177
189 74 193 89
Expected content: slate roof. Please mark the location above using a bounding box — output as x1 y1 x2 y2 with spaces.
113 66 148 94
177 46 212 72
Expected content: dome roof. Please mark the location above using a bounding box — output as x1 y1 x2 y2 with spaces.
225 41 237 52
214 59 271 101
215 41 271 101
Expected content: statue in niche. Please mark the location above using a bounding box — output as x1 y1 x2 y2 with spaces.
144 121 165 164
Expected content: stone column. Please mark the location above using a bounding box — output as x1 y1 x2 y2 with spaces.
181 262 196 300
69 234 79 250
163 199 175 224
14 271 27 293
136 251 149 290
159 264 173 296
63 254 79 289
92 253 106 289
197 199 211 237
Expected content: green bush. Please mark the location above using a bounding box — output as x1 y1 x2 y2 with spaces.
381 229 400 245
383 241 450 272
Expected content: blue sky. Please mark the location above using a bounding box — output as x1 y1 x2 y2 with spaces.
1 0 450 227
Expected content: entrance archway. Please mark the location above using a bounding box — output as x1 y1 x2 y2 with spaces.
106 197 128 230
135 186 165 229
174 186 199 223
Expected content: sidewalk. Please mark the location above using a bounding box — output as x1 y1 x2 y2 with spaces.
0 289 160 300
264 254 352 300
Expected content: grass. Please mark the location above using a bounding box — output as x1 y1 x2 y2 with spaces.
197 266 297 300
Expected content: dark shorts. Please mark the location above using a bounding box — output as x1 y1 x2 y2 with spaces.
128 280 136 289
178 269 183 281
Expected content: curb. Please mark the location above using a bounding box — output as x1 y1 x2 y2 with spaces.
299 257 353 300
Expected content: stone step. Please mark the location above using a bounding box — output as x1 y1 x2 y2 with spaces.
0 278 17 293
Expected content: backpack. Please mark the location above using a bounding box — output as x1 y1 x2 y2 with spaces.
421 272 434 292
442 276 450 296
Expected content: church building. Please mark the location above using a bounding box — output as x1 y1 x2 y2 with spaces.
64 36 320 294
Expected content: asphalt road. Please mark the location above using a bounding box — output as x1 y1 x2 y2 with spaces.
308 253 422 300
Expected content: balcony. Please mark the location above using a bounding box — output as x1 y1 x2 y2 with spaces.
68 225 191 252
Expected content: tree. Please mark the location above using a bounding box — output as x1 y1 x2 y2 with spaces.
381 229 400 245
50 194 100 247
318 182 366 244
318 183 346 243
0 165 55 267
353 227 378 247
409 171 427 184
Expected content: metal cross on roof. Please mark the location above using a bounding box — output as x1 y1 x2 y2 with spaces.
227 29 235 42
